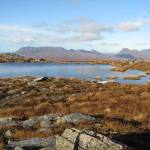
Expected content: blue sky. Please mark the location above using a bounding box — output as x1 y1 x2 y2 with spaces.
0 0 150 52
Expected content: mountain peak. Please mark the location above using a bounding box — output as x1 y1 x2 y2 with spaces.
118 48 150 59
120 48 139 54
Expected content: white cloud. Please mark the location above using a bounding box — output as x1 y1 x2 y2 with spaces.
0 15 150 51
55 22 70 33
0 24 31 33
119 18 150 32
14 37 34 44
68 33 103 42
119 21 144 32
100 42 120 46
76 22 112 34
54 17 113 42
135 42 150 46
0 16 114 49
74 16 113 34
71 17 113 42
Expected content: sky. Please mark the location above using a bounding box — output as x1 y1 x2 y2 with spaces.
0 0 150 53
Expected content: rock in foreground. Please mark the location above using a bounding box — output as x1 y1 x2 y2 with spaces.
7 128 128 150
56 128 127 150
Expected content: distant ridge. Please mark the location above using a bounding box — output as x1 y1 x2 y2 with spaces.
15 47 113 61
117 48 150 59
15 46 150 61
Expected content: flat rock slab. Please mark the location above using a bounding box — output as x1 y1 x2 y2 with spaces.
7 137 56 149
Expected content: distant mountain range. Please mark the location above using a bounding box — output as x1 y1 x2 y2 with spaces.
15 47 150 61
16 47 115 61
117 48 150 59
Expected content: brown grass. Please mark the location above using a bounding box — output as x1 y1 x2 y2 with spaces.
113 60 150 73
0 77 150 136
0 143 4 150
12 129 50 139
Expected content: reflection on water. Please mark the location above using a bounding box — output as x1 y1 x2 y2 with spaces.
0 63 149 84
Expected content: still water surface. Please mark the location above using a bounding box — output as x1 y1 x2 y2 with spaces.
0 63 149 84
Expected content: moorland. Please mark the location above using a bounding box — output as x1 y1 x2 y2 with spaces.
0 76 150 149
0 52 150 149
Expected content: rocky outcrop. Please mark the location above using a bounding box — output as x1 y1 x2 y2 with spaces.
0 113 97 128
7 128 127 150
56 128 127 150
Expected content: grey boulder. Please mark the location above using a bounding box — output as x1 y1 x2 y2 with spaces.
56 128 127 150
8 128 127 150
57 113 96 123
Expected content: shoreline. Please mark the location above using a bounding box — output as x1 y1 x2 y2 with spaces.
0 75 149 85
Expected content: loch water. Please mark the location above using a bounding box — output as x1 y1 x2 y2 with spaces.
0 63 149 84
